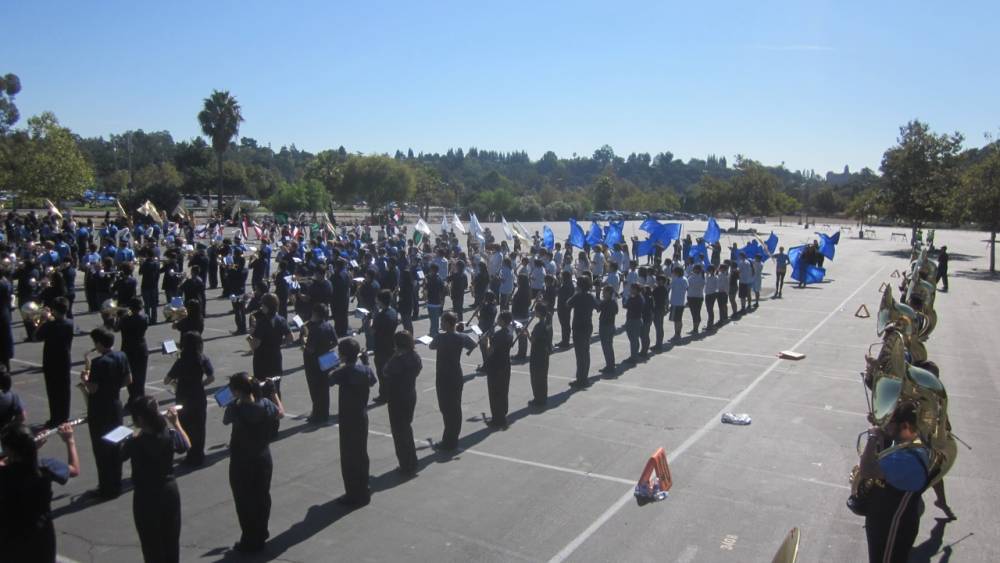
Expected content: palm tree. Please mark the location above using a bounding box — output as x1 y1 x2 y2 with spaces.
197 90 243 212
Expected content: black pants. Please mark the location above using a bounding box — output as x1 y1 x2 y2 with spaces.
230 452 273 549
142 288 159 323
178 397 206 464
515 330 527 358
134 482 181 563
599 324 615 368
718 292 729 321
557 308 571 345
400 310 413 335
865 490 923 563
688 297 704 329
640 318 652 353
124 348 148 409
653 311 665 346
305 366 330 421
43 365 70 425
233 299 246 333
529 354 549 402
937 270 948 290
387 391 417 472
572 325 591 383
435 378 464 448
334 312 349 340
452 295 464 321
705 294 716 327
374 353 390 399
88 409 123 496
339 413 371 501
487 366 511 424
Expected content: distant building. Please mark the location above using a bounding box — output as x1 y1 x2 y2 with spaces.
826 165 852 186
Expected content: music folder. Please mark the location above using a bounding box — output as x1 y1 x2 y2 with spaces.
214 386 235 408
291 315 304 329
415 270 425 280
416 335 434 346
350 260 359 268
354 308 370 319
162 339 178 354
102 426 133 444
318 350 340 372
471 325 483 336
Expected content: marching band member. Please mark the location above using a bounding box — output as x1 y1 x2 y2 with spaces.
669 266 688 341
116 297 149 411
772 246 788 298
687 264 706 334
623 284 643 364
303 303 337 424
139 247 160 323
424 263 445 336
397 266 416 335
428 312 477 451
596 286 618 373
0 422 80 562
752 255 764 308
716 263 730 323
704 265 718 331
567 275 596 387
164 331 214 466
485 311 514 428
371 289 399 404
173 298 204 337
35 297 73 426
511 273 532 361
528 303 553 407
84 327 132 498
329 338 377 506
447 259 468 321
121 398 190 563
223 372 283 553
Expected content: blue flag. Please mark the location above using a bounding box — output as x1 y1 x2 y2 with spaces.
636 238 658 257
542 226 555 250
687 242 711 268
765 232 779 254
568 218 585 249
639 218 661 234
652 222 682 245
831 231 841 245
586 221 604 246
788 245 826 284
604 221 624 247
817 232 837 260
741 239 769 262
704 218 721 244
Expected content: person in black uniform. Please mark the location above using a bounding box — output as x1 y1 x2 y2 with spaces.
567 275 596 387
0 422 80 562
936 245 949 291
121 398 190 563
250 293 292 382
307 267 333 310
371 289 399 404
112 262 138 305
0 265 14 370
59 256 77 319
223 372 284 553
528 303 552 407
474 291 497 372
383 330 422 475
14 256 40 341
35 297 74 426
273 259 292 319
207 242 219 290
115 297 149 411
161 252 182 302
229 253 249 335
179 265 206 314
484 311 514 428
249 250 267 291
139 250 160 323
860 402 930 563
302 303 337 424
510 274 531 361
596 286 618 373
82 327 132 498
330 338 377 506
189 246 209 290
651 275 668 351
164 331 214 466
428 312 477 451
397 266 415 335
331 258 351 338
555 270 574 348
447 260 468 321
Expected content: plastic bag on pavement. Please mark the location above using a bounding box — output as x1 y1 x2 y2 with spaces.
721 412 752 425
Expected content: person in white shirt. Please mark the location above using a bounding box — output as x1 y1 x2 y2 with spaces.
553 244 564 268
752 255 764 308
622 260 639 298
529 259 546 297
669 266 688 341
737 253 753 313
715 264 730 323
592 245 606 280
604 263 621 300
704 264 719 330
574 251 590 278
686 264 706 334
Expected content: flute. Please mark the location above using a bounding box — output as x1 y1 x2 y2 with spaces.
33 418 87 443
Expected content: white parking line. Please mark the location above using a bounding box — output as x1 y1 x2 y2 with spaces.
547 266 884 562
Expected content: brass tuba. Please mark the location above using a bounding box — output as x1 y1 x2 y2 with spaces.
20 301 51 328
163 298 188 322
100 298 125 322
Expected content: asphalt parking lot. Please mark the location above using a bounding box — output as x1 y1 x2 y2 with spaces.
9 219 998 562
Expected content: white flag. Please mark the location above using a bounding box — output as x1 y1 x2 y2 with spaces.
469 212 486 243
414 218 433 236
513 221 531 242
452 213 467 234
441 214 450 233
501 216 514 241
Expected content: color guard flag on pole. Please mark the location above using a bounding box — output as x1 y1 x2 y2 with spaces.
469 212 486 243
441 213 450 233
501 216 514 241
604 221 624 246
45 199 63 219
452 213 467 234
568 218 585 249
586 221 603 246
543 225 555 250
414 218 433 236
703 217 721 244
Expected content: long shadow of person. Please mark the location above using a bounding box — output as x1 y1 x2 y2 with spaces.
909 517 951 562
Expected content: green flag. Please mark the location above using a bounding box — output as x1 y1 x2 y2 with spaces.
413 231 423 245
274 212 288 225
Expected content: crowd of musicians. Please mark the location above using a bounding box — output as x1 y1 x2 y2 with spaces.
0 206 848 561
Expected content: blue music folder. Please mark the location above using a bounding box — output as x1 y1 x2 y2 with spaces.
318 350 340 372
214 386 235 408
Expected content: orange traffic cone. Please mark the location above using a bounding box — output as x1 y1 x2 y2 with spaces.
635 447 672 505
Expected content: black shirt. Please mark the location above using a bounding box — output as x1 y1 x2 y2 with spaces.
597 299 618 326
140 259 160 290
224 399 279 459
167 353 214 401
486 326 514 372
425 276 444 306
331 363 376 419
529 319 553 360
303 320 337 371
373 307 399 356
121 428 187 492
652 285 667 312
36 317 74 368
252 314 290 378
118 312 149 353
88 350 130 416
429 331 477 384
567 292 596 330
383 350 422 399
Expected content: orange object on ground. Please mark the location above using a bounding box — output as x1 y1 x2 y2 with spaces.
634 447 672 504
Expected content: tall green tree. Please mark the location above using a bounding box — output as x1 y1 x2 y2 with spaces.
0 73 21 134
198 90 244 210
336 155 415 216
958 142 1000 272
8 112 94 202
592 175 614 210
878 120 964 239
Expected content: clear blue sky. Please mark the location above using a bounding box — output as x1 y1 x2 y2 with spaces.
6 0 998 175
